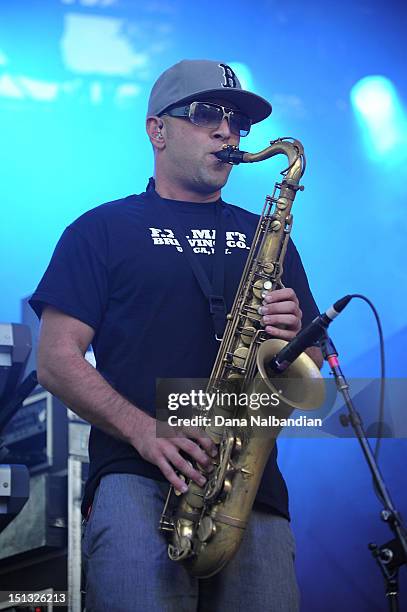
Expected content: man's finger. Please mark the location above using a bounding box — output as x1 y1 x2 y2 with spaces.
176 436 215 470
262 313 301 330
157 456 188 493
167 449 207 487
263 288 299 305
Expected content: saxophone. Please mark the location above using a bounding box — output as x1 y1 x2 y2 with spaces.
159 138 324 578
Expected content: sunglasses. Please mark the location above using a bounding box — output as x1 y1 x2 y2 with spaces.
163 101 251 137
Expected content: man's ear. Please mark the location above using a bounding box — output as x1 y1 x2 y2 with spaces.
146 116 166 150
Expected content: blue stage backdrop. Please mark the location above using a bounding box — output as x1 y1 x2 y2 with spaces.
0 1 406 609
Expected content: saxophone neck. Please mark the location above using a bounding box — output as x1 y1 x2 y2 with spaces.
215 137 306 184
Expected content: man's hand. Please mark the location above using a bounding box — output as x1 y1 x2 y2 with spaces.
258 287 302 340
37 307 218 493
258 287 324 369
131 412 217 493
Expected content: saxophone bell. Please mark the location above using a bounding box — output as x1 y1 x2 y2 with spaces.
255 338 325 411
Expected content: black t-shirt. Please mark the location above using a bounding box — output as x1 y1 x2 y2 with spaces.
29 187 319 519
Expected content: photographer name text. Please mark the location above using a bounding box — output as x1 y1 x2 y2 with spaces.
167 414 322 428
165 391 322 428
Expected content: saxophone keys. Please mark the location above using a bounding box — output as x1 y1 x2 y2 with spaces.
168 536 192 561
232 346 248 368
253 279 276 297
232 436 243 456
240 467 253 480
222 478 233 496
262 262 275 274
241 326 256 345
197 516 216 543
185 482 206 508
276 197 289 210
252 279 265 299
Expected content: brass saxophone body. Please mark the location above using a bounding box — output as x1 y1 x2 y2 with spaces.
159 138 324 578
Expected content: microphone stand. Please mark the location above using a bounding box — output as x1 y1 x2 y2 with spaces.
319 334 407 611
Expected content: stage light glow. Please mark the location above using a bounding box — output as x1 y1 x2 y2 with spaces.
350 75 407 158
61 13 148 76
19 77 58 101
0 74 58 101
0 74 23 99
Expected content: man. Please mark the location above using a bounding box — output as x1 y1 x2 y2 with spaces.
30 59 322 611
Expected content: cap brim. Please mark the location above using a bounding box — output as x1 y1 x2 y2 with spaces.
156 88 272 124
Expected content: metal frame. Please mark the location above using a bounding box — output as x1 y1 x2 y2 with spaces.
67 418 90 612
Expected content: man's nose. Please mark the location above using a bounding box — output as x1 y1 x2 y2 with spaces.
212 117 233 139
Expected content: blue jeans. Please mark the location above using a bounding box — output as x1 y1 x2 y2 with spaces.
82 473 299 612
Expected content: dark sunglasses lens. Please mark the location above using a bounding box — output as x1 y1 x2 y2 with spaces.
191 103 223 127
230 112 251 137
190 103 251 136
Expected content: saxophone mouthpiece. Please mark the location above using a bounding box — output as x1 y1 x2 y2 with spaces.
215 145 247 165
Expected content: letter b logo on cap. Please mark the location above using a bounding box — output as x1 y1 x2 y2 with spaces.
219 63 237 88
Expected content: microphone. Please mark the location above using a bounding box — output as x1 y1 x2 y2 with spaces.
268 295 352 373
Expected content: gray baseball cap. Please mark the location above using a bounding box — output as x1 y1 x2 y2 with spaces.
147 59 272 124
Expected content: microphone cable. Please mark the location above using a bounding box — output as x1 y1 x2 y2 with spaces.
348 294 386 463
